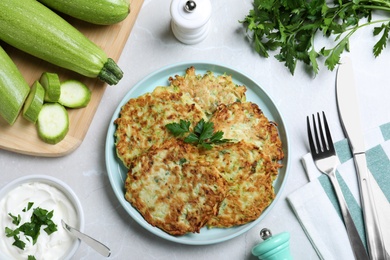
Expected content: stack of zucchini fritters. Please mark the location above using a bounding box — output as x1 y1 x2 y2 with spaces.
114 67 284 236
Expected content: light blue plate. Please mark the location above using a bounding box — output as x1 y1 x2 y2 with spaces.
105 61 290 245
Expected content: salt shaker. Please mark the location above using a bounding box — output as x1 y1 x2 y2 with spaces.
252 228 293 260
170 0 212 44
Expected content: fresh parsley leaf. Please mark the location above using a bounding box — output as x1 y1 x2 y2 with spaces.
19 222 40 245
166 119 231 149
12 235 26 250
8 213 21 226
43 219 58 235
210 131 231 144
5 227 19 237
209 131 224 143
194 119 214 143
200 142 213 150
165 119 190 136
184 132 200 144
33 207 49 222
373 22 390 57
23 202 34 212
28 256 37 260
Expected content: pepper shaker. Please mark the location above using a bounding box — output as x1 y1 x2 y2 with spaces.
170 0 212 44
252 228 293 260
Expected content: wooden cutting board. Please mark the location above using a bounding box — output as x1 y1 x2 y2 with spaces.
0 0 144 157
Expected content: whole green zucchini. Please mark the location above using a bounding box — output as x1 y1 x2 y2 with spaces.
0 0 123 85
0 46 30 125
37 0 130 25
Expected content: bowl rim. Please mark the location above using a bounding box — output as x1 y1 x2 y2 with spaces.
0 174 84 260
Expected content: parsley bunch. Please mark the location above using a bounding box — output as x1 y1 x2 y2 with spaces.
166 119 231 149
241 0 390 75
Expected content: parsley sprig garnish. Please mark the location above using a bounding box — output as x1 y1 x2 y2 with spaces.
5 202 58 251
241 0 390 75
166 119 231 149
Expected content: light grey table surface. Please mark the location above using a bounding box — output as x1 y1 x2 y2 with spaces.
1 0 389 259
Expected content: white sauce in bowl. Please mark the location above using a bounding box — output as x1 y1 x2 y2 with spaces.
0 182 78 260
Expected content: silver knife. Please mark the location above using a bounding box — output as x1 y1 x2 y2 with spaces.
336 57 388 260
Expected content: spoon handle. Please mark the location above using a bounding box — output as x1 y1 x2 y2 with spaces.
62 220 111 257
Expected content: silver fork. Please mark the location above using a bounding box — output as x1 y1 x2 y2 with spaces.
307 112 369 260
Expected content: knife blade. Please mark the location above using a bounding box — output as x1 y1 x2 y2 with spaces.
336 57 388 260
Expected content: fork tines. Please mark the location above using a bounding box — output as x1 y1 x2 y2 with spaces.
307 111 335 158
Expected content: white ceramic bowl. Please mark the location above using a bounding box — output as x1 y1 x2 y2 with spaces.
0 175 84 260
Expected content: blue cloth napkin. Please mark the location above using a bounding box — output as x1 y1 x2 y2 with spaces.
287 122 390 259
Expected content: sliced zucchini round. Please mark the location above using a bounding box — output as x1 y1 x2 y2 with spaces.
37 103 69 144
59 80 91 108
22 81 45 123
39 72 61 102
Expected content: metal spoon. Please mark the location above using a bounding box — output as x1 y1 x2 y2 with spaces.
61 219 111 257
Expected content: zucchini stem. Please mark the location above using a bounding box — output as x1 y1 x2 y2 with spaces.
98 58 124 85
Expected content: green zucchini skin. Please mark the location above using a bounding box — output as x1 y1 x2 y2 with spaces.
0 0 123 85
0 46 30 125
37 0 130 25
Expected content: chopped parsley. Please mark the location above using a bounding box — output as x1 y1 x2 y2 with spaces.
23 202 34 212
166 119 231 150
8 213 21 226
5 202 58 252
179 158 187 165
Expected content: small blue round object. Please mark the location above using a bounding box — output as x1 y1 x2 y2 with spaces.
252 232 292 260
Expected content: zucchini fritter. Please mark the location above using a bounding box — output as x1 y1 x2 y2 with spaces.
210 101 283 174
168 66 247 115
202 141 276 228
125 139 227 235
115 86 207 168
